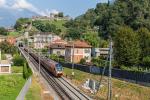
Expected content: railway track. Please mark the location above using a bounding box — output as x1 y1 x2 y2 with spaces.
20 47 92 100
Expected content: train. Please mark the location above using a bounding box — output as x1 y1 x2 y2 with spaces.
24 48 63 77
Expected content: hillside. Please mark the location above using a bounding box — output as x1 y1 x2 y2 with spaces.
34 20 67 33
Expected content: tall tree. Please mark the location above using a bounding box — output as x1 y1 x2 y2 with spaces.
82 32 100 47
114 26 141 66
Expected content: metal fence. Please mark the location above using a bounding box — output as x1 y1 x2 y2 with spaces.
61 62 150 86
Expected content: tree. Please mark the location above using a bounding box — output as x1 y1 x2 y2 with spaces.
0 27 8 35
23 63 28 79
82 32 100 47
137 28 150 59
23 62 32 79
13 54 24 66
58 12 64 17
32 21 57 33
0 41 17 54
114 26 141 66
14 18 31 31
65 28 82 40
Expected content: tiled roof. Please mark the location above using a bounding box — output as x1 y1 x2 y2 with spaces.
52 39 67 44
50 43 66 49
66 40 92 48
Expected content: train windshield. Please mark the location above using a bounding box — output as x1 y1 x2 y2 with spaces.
56 64 63 71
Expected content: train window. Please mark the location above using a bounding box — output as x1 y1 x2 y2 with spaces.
56 64 63 71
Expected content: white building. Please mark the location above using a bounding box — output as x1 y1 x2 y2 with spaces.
92 48 109 57
33 32 61 49
0 60 11 74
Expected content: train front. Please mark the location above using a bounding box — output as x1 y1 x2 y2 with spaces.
55 63 63 77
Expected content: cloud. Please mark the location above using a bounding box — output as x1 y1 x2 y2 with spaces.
0 0 54 16
0 0 6 7
12 0 48 16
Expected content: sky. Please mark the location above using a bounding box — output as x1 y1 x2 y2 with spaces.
0 0 109 26
0 0 109 17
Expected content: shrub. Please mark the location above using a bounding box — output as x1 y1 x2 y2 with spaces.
142 56 150 67
49 54 65 62
13 54 24 66
23 62 32 79
91 57 107 67
79 58 86 64
49 54 58 61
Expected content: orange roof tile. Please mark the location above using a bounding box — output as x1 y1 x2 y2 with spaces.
66 40 92 48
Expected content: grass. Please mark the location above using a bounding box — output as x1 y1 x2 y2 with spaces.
12 66 23 73
25 76 41 100
63 67 150 100
0 75 25 100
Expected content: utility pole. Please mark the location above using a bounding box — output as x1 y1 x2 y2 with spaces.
107 0 112 100
39 40 41 73
27 32 29 60
107 39 112 100
72 42 75 76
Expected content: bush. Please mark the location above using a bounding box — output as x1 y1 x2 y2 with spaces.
91 57 108 67
79 58 86 64
142 56 150 67
13 54 24 66
23 62 32 79
49 54 65 62
120 65 150 72
49 54 58 61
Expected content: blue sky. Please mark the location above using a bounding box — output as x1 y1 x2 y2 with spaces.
0 0 109 26
0 0 109 17
27 0 108 17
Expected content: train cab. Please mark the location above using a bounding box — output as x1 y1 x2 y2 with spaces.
55 63 63 77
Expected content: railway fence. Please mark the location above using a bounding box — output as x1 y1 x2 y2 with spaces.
60 62 150 86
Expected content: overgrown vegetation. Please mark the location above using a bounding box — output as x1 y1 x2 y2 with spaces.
0 41 17 54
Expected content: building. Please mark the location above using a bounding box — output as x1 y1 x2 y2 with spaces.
49 39 67 56
0 60 11 74
92 48 109 57
33 32 61 49
6 27 15 32
0 36 6 43
65 40 92 63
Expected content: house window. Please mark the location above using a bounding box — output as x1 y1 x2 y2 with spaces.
57 51 61 56
85 56 89 60
85 49 90 53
